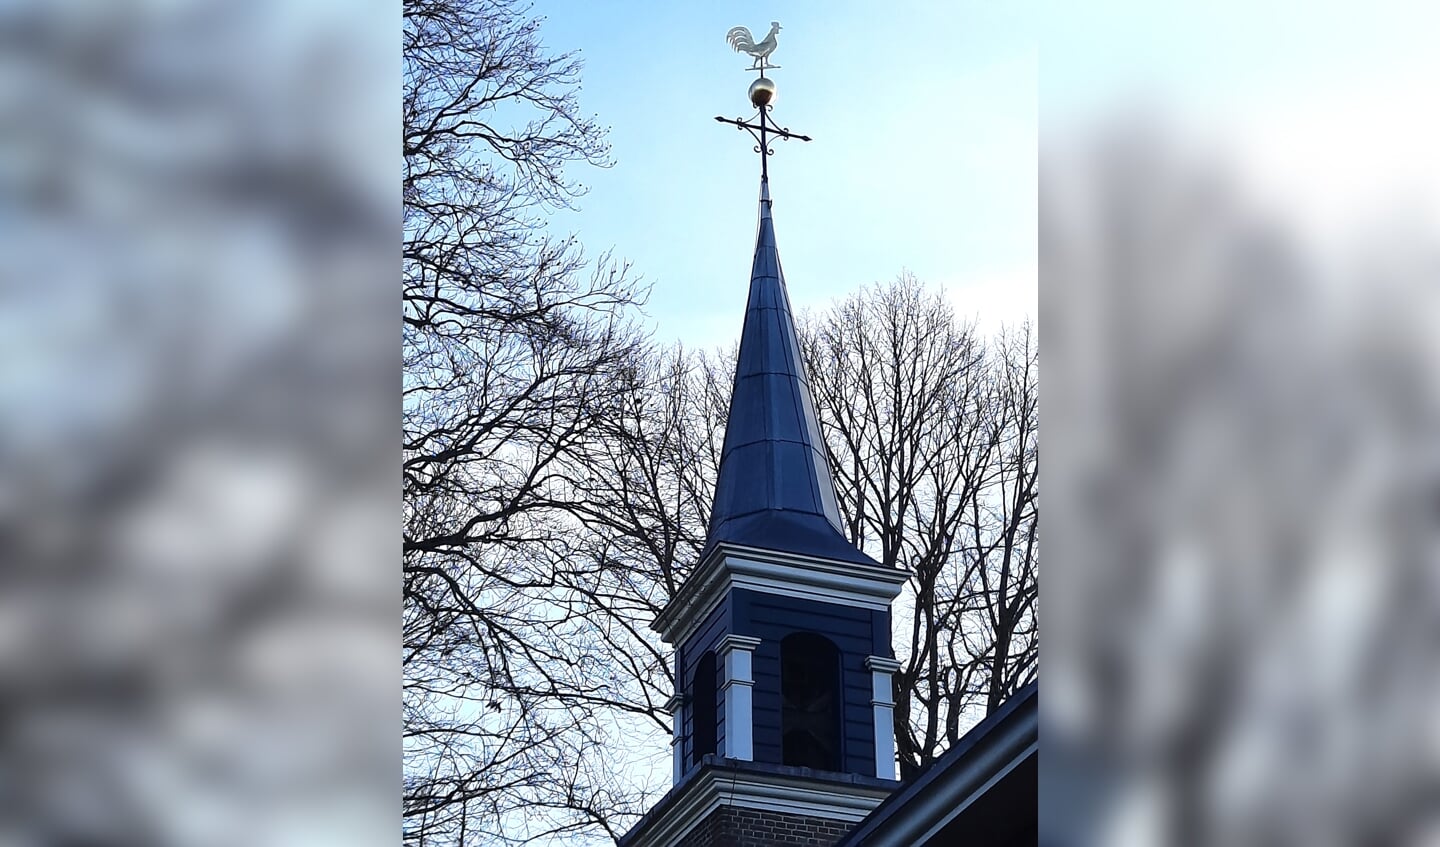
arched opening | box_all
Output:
[690,651,717,766]
[781,632,841,770]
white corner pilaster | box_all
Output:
[664,692,684,785]
[717,635,762,761]
[865,656,902,780]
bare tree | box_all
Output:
[566,345,722,607]
[402,0,657,843]
[801,275,1038,779]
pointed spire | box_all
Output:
[701,182,878,567]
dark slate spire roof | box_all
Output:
[701,181,879,567]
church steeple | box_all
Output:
[621,26,909,847]
[702,181,878,567]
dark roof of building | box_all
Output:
[835,682,1039,847]
[700,180,878,568]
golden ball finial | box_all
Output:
[749,77,776,108]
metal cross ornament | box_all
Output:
[716,21,811,182]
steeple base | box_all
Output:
[619,757,895,847]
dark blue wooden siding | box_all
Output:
[733,588,893,775]
[678,596,732,771]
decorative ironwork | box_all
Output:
[716,21,811,182]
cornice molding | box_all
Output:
[621,762,895,847]
[653,544,911,646]
[715,634,762,654]
[864,656,903,674]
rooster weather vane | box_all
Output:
[726,21,782,71]
[716,21,811,182]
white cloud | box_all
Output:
[937,262,1038,336]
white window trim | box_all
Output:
[664,692,684,786]
[865,656,902,780]
[717,635,761,761]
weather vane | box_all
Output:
[716,21,811,183]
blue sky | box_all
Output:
[521,0,1440,350]
[530,1,1037,348]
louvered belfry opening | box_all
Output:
[691,651,717,766]
[780,632,842,771]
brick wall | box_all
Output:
[682,807,856,847]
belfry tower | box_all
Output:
[620,24,909,847]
